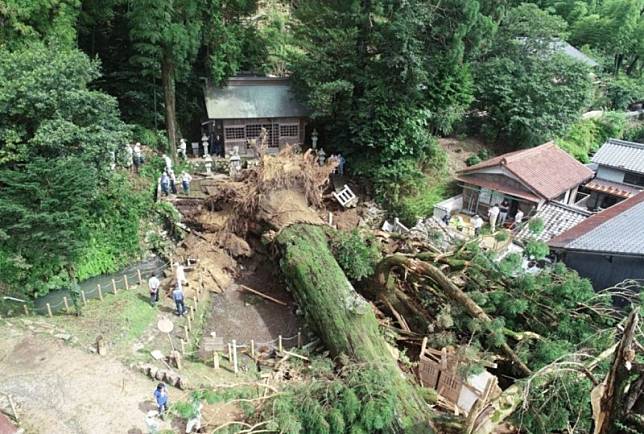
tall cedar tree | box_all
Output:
[291,0,485,203]
[128,0,202,156]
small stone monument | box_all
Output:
[318,147,326,166]
[201,133,209,156]
[311,129,319,150]
[203,154,213,175]
[229,146,242,178]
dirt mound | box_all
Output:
[175,234,237,293]
[216,232,252,258]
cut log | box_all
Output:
[275,224,434,433]
[239,284,287,306]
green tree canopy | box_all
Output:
[291,0,485,203]
[474,4,593,147]
[0,43,130,295]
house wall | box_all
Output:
[221,117,305,156]
[596,166,625,183]
[561,251,644,290]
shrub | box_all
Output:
[604,75,644,110]
[331,230,381,282]
[524,240,549,260]
[132,125,168,151]
[392,181,452,227]
[465,154,481,166]
[528,217,545,235]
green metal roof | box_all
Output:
[204,77,309,120]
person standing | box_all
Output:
[168,170,177,194]
[181,171,192,194]
[178,139,188,160]
[471,214,483,236]
[185,400,203,433]
[175,262,187,287]
[133,143,143,170]
[172,283,186,316]
[154,383,169,419]
[488,204,500,232]
[125,144,134,171]
[337,154,346,175]
[512,209,525,230]
[148,275,160,305]
[163,154,173,173]
[213,135,223,156]
[160,172,170,196]
[499,199,510,227]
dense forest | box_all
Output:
[0,1,643,433]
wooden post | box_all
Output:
[97,284,103,301]
[278,335,283,353]
[112,278,117,293]
[251,339,255,358]
[184,325,190,341]
[46,303,52,317]
[63,296,69,313]
[232,339,238,374]
[187,315,192,332]
[124,275,129,290]
[213,351,220,369]
[228,343,232,361]
[298,329,302,348]
[81,290,87,305]
[7,395,18,422]
[137,269,143,285]
[189,305,195,321]
[23,304,29,316]
[180,339,186,355]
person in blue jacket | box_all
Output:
[154,383,169,419]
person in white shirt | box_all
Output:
[148,275,160,305]
[163,154,172,173]
[471,214,483,236]
[181,171,192,193]
[175,263,186,287]
[178,139,187,160]
[512,209,524,229]
[488,204,500,232]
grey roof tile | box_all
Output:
[591,139,644,174]
[204,77,309,119]
[517,202,591,242]
[567,200,644,255]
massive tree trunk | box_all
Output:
[162,51,177,157]
[275,224,434,433]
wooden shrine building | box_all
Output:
[203,76,309,156]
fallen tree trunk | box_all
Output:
[275,224,434,433]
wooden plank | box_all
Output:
[239,284,287,306]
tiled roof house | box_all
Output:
[549,191,644,289]
[456,142,594,221]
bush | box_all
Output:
[604,75,644,110]
[392,181,452,227]
[331,230,381,282]
[557,112,626,162]
[132,125,168,151]
[465,154,481,166]
[624,122,644,143]
[528,217,545,235]
[524,240,549,260]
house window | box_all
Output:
[246,124,262,138]
[479,188,504,205]
[623,171,644,187]
[279,124,299,137]
[224,127,245,140]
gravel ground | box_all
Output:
[0,326,173,434]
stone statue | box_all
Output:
[201,134,209,156]
[229,146,241,178]
[203,154,213,175]
[311,129,319,150]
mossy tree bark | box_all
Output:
[275,224,434,433]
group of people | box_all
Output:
[443,198,525,236]
[486,200,524,232]
[159,155,192,196]
[147,263,188,316]
[124,142,144,172]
